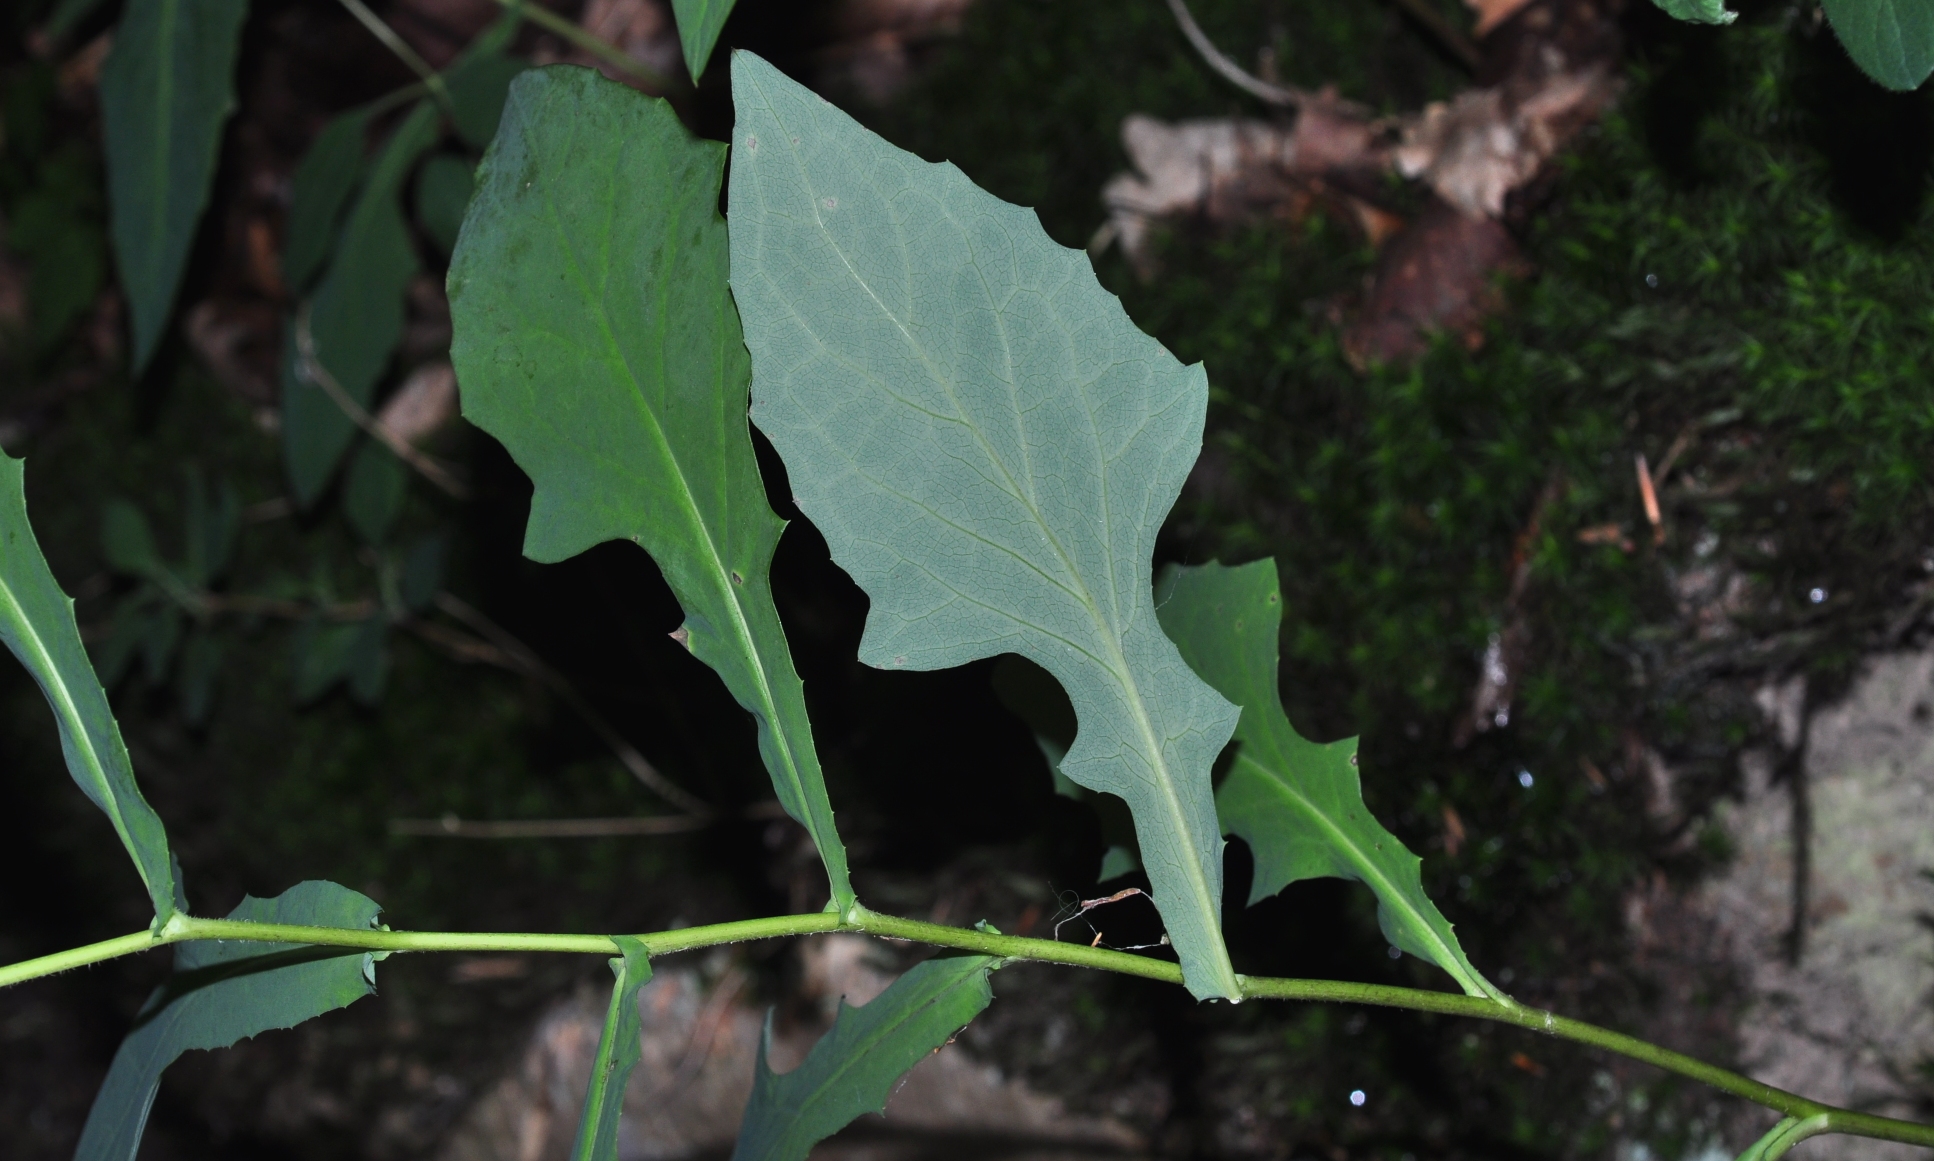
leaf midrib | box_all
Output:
[0,573,148,900]
[1231,743,1494,1001]
[748,73,1230,990]
[522,102,832,889]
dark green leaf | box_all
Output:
[446,45,530,150]
[291,619,361,704]
[448,66,854,911]
[733,955,997,1161]
[101,499,164,580]
[74,880,383,1161]
[283,109,372,294]
[8,150,106,353]
[1824,0,1934,90]
[671,0,736,82]
[729,52,1239,998]
[1155,559,1505,1002]
[141,603,181,685]
[43,0,115,41]
[1646,0,1737,24]
[0,454,177,921]
[568,936,652,1161]
[183,471,240,585]
[97,595,153,688]
[399,535,444,613]
[414,154,474,257]
[344,437,407,546]
[282,101,438,507]
[99,0,249,371]
[177,632,222,726]
[346,615,388,705]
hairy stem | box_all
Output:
[6,908,1933,1151]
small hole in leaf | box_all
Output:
[731,571,744,585]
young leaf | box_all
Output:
[732,954,998,1161]
[448,66,855,912]
[284,108,373,294]
[671,0,737,82]
[1824,0,1934,91]
[344,437,407,546]
[74,880,384,1161]
[1154,559,1507,1004]
[568,936,652,1161]
[728,52,1242,999]
[0,454,177,922]
[414,154,475,257]
[1646,0,1737,24]
[98,0,250,372]
[282,101,439,507]
[101,499,165,581]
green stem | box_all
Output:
[7,908,1934,1152]
[487,0,677,90]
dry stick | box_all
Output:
[390,801,788,838]
[431,590,713,818]
[334,0,457,119]
[1635,452,1664,545]
[1165,0,1306,107]
[293,308,470,500]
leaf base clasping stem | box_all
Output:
[6,909,1932,1154]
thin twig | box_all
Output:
[1384,0,1481,73]
[335,0,457,118]
[390,814,706,837]
[389,801,787,838]
[432,591,712,817]
[293,307,471,500]
[1635,453,1663,545]
[1165,0,1307,107]
[487,0,676,90]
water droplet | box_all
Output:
[1644,273,1659,288]
[1517,770,1534,789]
[1387,945,1402,959]
[1349,1090,1367,1107]
[1809,587,1827,604]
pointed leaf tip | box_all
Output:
[0,455,176,922]
[671,0,738,82]
[75,881,382,1161]
[732,954,997,1161]
[727,50,1240,1000]
[1155,558,1506,1003]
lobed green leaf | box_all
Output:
[727,51,1241,999]
[732,954,998,1161]
[1155,559,1507,1004]
[568,936,652,1161]
[74,881,383,1161]
[99,0,250,372]
[0,454,177,922]
[447,66,854,908]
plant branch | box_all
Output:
[1165,0,1306,107]
[486,0,676,90]
[8,908,1934,1151]
[293,307,471,499]
[335,0,458,119]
